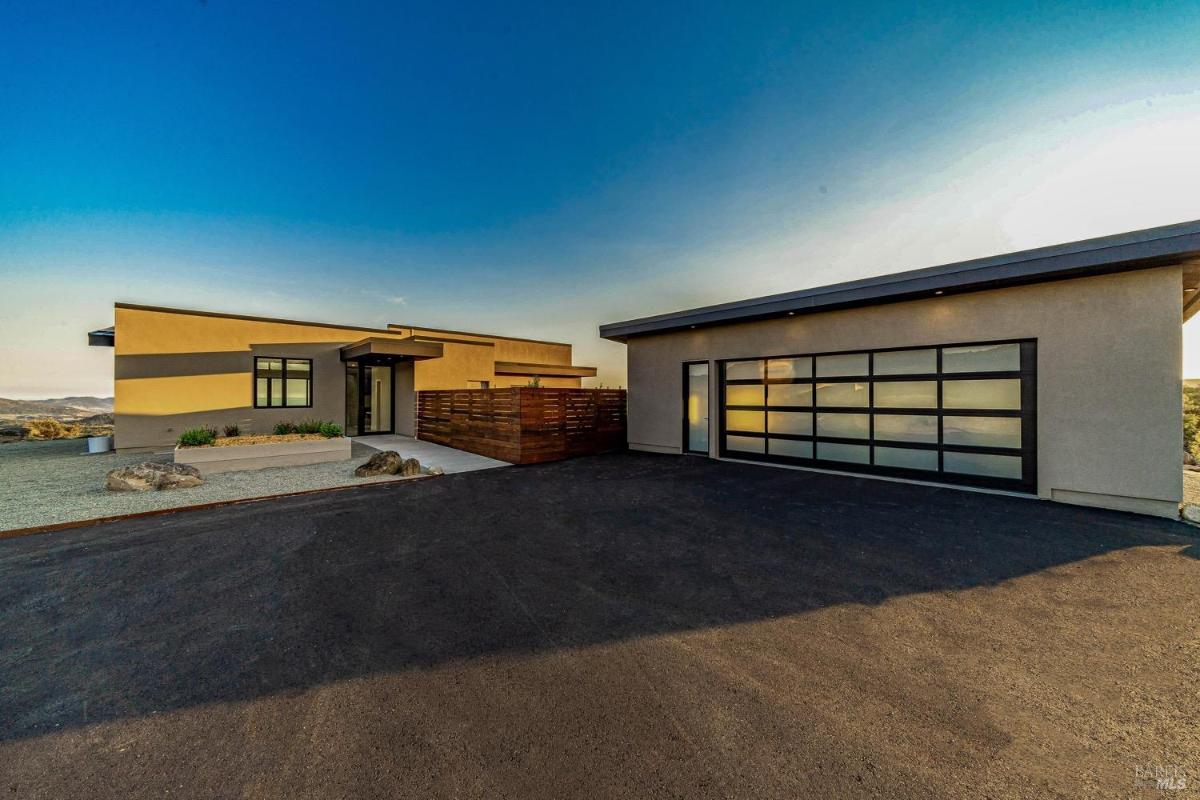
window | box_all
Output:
[254,357,312,408]
[719,339,1035,491]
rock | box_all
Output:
[400,458,422,477]
[106,462,203,492]
[423,465,445,476]
[355,450,403,477]
[1182,504,1200,525]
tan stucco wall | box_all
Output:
[113,308,421,448]
[412,341,497,390]
[392,326,573,366]
[623,267,1183,517]
[112,307,586,448]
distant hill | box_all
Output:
[0,396,113,420]
[1187,379,1200,389]
[40,396,113,412]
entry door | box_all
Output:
[683,362,710,454]
[345,362,394,435]
[362,364,393,434]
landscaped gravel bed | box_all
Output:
[0,438,414,532]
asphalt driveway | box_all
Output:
[1,452,1197,799]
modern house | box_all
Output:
[601,220,1200,518]
[89,303,597,449]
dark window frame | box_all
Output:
[717,338,1037,492]
[253,356,314,409]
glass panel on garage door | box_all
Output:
[719,340,1036,491]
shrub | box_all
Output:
[318,422,343,438]
[273,421,298,435]
[1185,388,1200,462]
[223,424,241,438]
[178,426,217,447]
[25,417,82,440]
[296,419,324,434]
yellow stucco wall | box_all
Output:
[412,341,497,390]
[115,374,249,416]
[111,306,588,447]
[115,306,403,357]
[390,326,574,366]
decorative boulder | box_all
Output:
[106,462,204,492]
[424,465,445,476]
[400,458,422,477]
[355,450,403,477]
[1182,504,1200,525]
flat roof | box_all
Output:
[339,337,445,362]
[599,219,1200,342]
[107,303,571,345]
[494,361,598,378]
[114,303,406,336]
[388,323,571,348]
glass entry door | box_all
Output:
[363,364,393,433]
[684,361,710,454]
[345,362,394,435]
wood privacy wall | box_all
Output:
[417,388,627,464]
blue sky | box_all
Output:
[3,0,1200,396]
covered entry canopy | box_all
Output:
[339,336,444,362]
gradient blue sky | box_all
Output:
[3,0,1200,397]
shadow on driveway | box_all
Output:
[0,451,1193,745]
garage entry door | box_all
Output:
[719,339,1036,492]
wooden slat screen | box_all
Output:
[417,388,627,464]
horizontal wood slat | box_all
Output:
[417,388,627,464]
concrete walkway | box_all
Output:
[352,434,510,474]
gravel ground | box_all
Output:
[0,438,414,532]
[1183,468,1200,506]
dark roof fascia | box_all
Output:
[388,324,571,348]
[339,337,445,362]
[599,220,1200,342]
[88,327,115,347]
[493,361,599,378]
[114,303,405,336]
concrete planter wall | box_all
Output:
[175,436,351,474]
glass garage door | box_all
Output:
[719,340,1036,492]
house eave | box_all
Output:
[599,219,1200,342]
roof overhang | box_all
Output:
[493,361,598,378]
[600,219,1200,342]
[88,326,115,347]
[340,337,443,362]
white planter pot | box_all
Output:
[175,437,352,474]
[87,435,114,454]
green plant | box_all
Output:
[273,421,298,435]
[527,376,541,388]
[318,422,343,438]
[178,426,217,447]
[296,419,324,434]
[223,424,240,438]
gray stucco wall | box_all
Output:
[114,342,351,449]
[624,266,1183,517]
[395,361,416,437]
